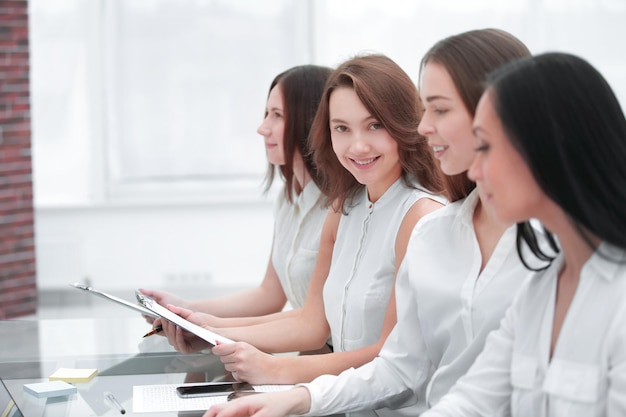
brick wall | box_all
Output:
[0,0,36,319]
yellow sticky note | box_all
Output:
[49,368,98,383]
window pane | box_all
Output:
[106,0,313,184]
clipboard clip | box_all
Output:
[135,291,154,309]
[72,282,92,291]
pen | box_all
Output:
[104,391,126,415]
[142,325,163,338]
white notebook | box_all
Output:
[133,383,293,413]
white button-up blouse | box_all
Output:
[305,189,535,417]
[423,243,626,417]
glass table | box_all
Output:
[0,317,228,416]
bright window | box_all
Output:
[30,0,626,207]
[30,0,314,206]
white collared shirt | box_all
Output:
[272,181,327,309]
[424,243,626,417]
[304,189,534,417]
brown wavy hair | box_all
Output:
[420,28,531,202]
[309,54,444,212]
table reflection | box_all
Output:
[0,317,227,416]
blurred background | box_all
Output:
[2,0,626,317]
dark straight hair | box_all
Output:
[487,52,626,266]
[264,65,333,202]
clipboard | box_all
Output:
[71,283,159,318]
[135,291,233,346]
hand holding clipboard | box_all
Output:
[135,291,233,346]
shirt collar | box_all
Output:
[293,181,323,213]
[583,242,626,283]
[363,177,404,208]
[456,188,480,227]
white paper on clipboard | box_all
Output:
[135,291,233,346]
[71,283,160,318]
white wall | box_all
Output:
[35,200,274,291]
[30,0,626,293]
[29,0,298,292]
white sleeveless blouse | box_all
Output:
[323,178,442,352]
[272,181,328,310]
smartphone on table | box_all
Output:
[227,391,264,401]
[176,382,254,398]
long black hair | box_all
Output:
[487,52,626,267]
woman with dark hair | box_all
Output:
[160,54,446,385]
[141,65,332,324]
[201,28,537,417]
[422,52,626,416]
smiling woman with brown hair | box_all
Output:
[200,28,537,417]
[159,53,446,390]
